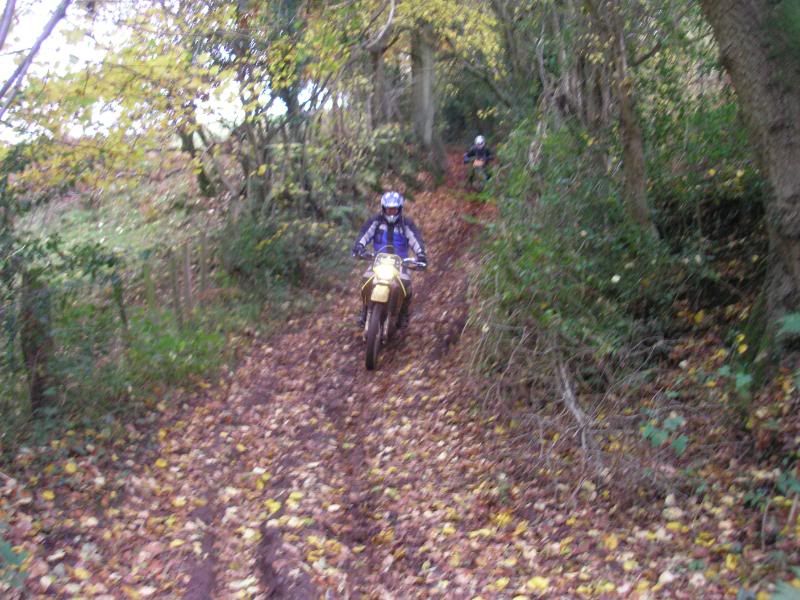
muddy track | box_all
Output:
[8,155,526,599]
[7,154,764,599]
[184,161,488,597]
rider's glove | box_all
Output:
[416,253,427,269]
[463,154,470,164]
[351,242,365,257]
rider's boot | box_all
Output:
[357,304,367,327]
[397,299,410,329]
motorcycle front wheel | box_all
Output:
[365,303,384,370]
[471,168,487,191]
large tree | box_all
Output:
[700,0,800,355]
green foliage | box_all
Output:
[777,313,800,338]
[220,216,348,294]
[471,118,682,388]
[649,100,766,250]
[0,527,26,588]
[641,413,689,456]
[771,581,800,600]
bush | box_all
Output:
[471,119,680,386]
[219,216,349,295]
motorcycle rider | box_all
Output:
[351,191,427,328]
[463,134,494,184]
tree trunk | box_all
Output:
[411,24,435,147]
[371,48,389,128]
[585,0,656,235]
[411,23,446,174]
[178,127,217,198]
[700,0,800,355]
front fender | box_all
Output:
[370,284,390,303]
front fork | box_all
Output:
[363,302,387,342]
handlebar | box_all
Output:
[353,252,426,270]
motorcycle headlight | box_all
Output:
[374,263,397,281]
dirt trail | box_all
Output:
[4,155,755,599]
[5,155,515,599]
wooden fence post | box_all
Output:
[169,249,183,329]
[199,230,208,302]
[183,241,193,315]
[143,258,157,316]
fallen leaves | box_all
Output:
[2,179,797,599]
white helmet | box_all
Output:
[380,191,404,224]
[475,135,485,148]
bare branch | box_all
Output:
[363,0,395,52]
[0,0,16,51]
[0,0,73,121]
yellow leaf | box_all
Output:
[737,343,748,355]
[42,490,55,501]
[492,510,513,528]
[494,577,510,591]
[73,566,91,580]
[635,580,651,592]
[172,496,187,508]
[264,499,281,515]
[694,310,705,324]
[442,523,456,536]
[289,491,304,502]
[257,164,267,176]
[603,533,619,551]
[707,168,717,177]
[64,461,78,474]
[527,576,550,592]
[169,539,185,548]
[154,458,168,469]
[468,527,493,538]
[725,553,739,571]
[514,520,529,535]
[235,443,246,453]
[623,559,638,571]
[502,556,518,567]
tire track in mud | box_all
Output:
[189,167,490,597]
[9,157,491,600]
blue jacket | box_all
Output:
[354,214,426,259]
[464,144,493,162]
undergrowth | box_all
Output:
[468,104,772,496]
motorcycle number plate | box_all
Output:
[371,285,390,303]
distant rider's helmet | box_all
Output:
[380,191,404,224]
[475,135,486,148]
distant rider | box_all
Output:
[463,134,494,184]
[351,191,427,328]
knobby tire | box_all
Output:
[365,303,383,370]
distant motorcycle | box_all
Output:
[357,248,425,370]
[469,158,489,191]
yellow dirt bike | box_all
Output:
[358,249,425,370]
[468,158,489,191]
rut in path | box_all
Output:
[185,164,494,598]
